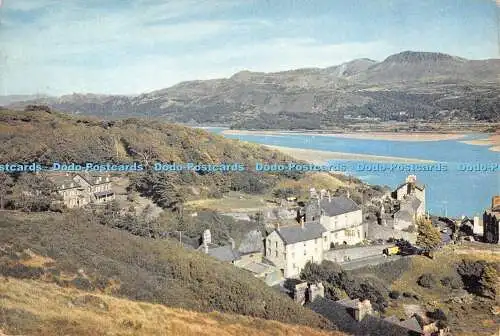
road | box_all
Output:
[339,254,404,270]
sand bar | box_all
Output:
[265,145,435,164]
[460,134,500,152]
[222,129,468,142]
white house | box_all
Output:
[265,219,328,278]
[265,188,365,278]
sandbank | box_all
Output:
[222,129,467,142]
[265,145,435,164]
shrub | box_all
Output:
[417,273,437,289]
[427,308,447,321]
[440,275,463,290]
[389,290,401,299]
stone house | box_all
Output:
[265,188,365,278]
[299,188,365,246]
[391,175,426,217]
[483,196,500,244]
[50,173,114,208]
[265,219,328,278]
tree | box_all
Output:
[479,264,497,299]
[416,217,441,249]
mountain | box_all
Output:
[9,51,500,128]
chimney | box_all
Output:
[276,222,281,231]
[204,243,209,254]
[300,216,305,229]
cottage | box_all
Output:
[391,175,426,217]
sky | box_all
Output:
[0,0,498,95]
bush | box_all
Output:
[440,275,463,290]
[427,308,447,321]
[417,273,437,289]
[389,290,401,299]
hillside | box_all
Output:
[0,211,333,330]
[7,51,500,128]
[0,278,346,336]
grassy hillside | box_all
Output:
[0,211,333,330]
[0,278,348,336]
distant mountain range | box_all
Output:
[6,51,500,129]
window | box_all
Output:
[275,241,278,248]
[267,248,271,256]
[323,236,327,242]
[315,238,318,244]
[335,233,338,239]
[275,250,278,257]
[304,249,307,256]
[293,263,296,269]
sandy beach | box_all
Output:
[460,134,500,152]
[222,129,468,142]
[265,145,435,164]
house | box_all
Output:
[391,175,426,217]
[265,219,328,278]
[265,187,365,278]
[483,196,500,244]
[49,173,114,208]
[299,188,365,246]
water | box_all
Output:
[212,129,499,218]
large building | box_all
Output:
[265,188,365,278]
[483,196,500,244]
[50,173,114,208]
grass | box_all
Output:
[185,191,272,212]
[386,245,500,336]
[0,277,348,336]
[0,211,332,330]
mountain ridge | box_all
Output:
[6,50,500,128]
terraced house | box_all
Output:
[265,188,365,278]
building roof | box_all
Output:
[206,245,240,262]
[275,222,326,245]
[397,316,423,333]
[49,175,81,189]
[394,209,413,221]
[395,181,425,192]
[319,196,360,217]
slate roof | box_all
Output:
[206,245,240,262]
[319,196,360,217]
[395,182,425,192]
[275,222,326,244]
[49,175,80,189]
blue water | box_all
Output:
[213,129,499,218]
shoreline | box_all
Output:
[459,134,500,152]
[265,145,435,164]
[222,129,468,142]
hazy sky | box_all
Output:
[1,0,498,95]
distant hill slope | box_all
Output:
[7,51,500,128]
[0,277,346,336]
[0,211,334,331]
[0,108,313,207]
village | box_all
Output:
[45,171,499,336]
